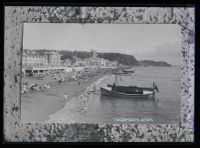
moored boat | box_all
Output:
[113,69,136,76]
[115,72,132,76]
[100,83,159,99]
[102,62,158,99]
[122,69,136,74]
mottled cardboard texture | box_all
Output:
[4,7,194,142]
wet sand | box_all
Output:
[21,72,106,123]
[45,75,113,123]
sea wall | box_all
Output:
[4,6,194,142]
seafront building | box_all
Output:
[22,50,48,67]
[22,50,65,76]
[22,49,118,76]
[47,51,61,66]
[73,50,118,68]
[61,59,72,66]
[23,50,61,67]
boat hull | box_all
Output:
[100,87,155,99]
[116,73,132,76]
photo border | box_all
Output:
[3,5,195,142]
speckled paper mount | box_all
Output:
[4,7,195,142]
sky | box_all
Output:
[23,23,182,65]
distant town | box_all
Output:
[22,49,172,76]
[22,49,119,76]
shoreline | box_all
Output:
[21,70,111,123]
[45,74,112,123]
[21,66,180,124]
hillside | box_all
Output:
[25,49,172,67]
[59,50,139,66]
[97,52,139,66]
[139,60,172,67]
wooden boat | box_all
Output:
[112,68,136,76]
[113,70,135,76]
[122,70,136,74]
[101,62,158,99]
[101,83,159,99]
[100,85,156,99]
[115,72,132,76]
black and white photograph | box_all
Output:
[4,6,195,142]
[21,23,181,124]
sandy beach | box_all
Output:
[45,74,114,123]
[21,69,111,123]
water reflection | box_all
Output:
[100,95,156,102]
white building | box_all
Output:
[22,50,63,76]
[72,66,84,72]
[60,59,72,66]
[47,51,61,66]
[74,59,89,67]
[22,50,48,67]
[22,50,61,67]
[99,58,110,67]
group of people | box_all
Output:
[63,68,114,113]
[63,81,97,114]
[21,82,50,94]
[79,92,90,114]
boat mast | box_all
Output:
[114,61,119,86]
[115,74,118,86]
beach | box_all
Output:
[45,74,113,123]
[21,69,112,123]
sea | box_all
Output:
[47,66,181,124]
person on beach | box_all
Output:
[58,79,62,84]
[79,95,84,110]
[85,86,89,94]
[112,82,116,91]
[80,94,86,104]
[64,93,68,100]
[93,83,96,92]
[79,94,88,112]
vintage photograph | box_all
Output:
[21,23,181,124]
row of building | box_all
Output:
[71,50,117,68]
[22,50,61,67]
[22,50,118,75]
